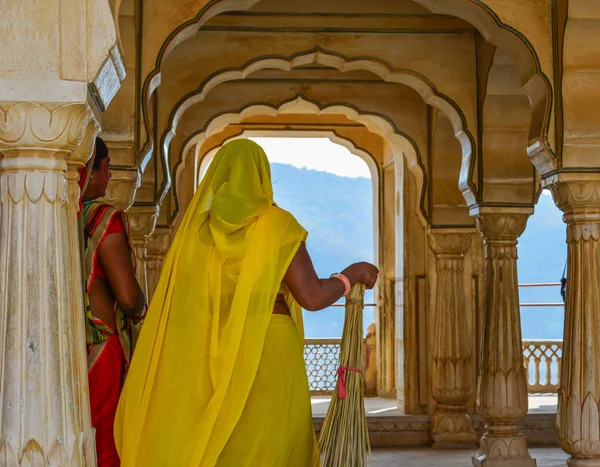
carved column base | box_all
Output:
[473,430,536,467]
[431,404,477,448]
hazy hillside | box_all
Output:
[271,163,567,339]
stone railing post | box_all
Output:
[429,230,477,447]
[472,210,536,467]
[0,102,98,465]
[550,178,600,466]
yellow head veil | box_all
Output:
[114,139,307,466]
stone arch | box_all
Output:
[411,0,554,175]
[138,0,554,179]
[159,47,475,207]
[481,49,536,206]
[169,96,426,229]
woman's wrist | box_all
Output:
[330,273,351,296]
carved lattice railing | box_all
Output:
[304,320,377,395]
[522,339,562,394]
[304,339,342,394]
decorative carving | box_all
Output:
[429,230,476,447]
[473,212,536,467]
[101,168,140,210]
[475,214,529,240]
[549,179,600,466]
[0,101,98,465]
[0,102,95,155]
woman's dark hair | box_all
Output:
[93,136,109,170]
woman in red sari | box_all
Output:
[79,137,146,466]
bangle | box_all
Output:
[331,273,351,296]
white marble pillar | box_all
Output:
[0,102,98,465]
[551,178,600,467]
[472,211,536,467]
[429,230,477,447]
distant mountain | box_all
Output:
[271,163,374,337]
[271,163,567,339]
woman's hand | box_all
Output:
[342,262,379,289]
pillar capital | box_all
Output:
[548,175,600,224]
[128,205,160,243]
[0,101,98,160]
[473,208,532,240]
[429,229,473,256]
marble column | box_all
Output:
[472,211,536,467]
[0,102,98,465]
[551,178,600,467]
[429,230,477,447]
[127,205,159,299]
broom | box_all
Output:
[318,282,373,467]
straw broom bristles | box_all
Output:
[318,282,372,467]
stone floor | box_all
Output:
[371,447,569,466]
[311,394,558,417]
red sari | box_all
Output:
[82,201,139,466]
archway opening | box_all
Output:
[518,189,566,412]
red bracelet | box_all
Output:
[331,273,351,296]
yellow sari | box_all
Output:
[114,140,319,466]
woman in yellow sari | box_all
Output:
[114,139,378,466]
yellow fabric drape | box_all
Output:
[114,140,310,466]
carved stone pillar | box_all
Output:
[550,178,600,466]
[472,211,536,467]
[429,230,477,447]
[127,205,159,299]
[0,102,98,465]
[146,227,172,301]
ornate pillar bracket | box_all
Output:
[429,229,477,447]
[548,176,600,467]
[471,209,536,467]
[0,101,98,466]
[127,205,160,299]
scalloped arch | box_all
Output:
[170,96,428,228]
[138,0,554,183]
[160,47,476,207]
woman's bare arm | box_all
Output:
[283,242,378,312]
[98,233,146,318]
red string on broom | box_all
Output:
[336,366,363,399]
